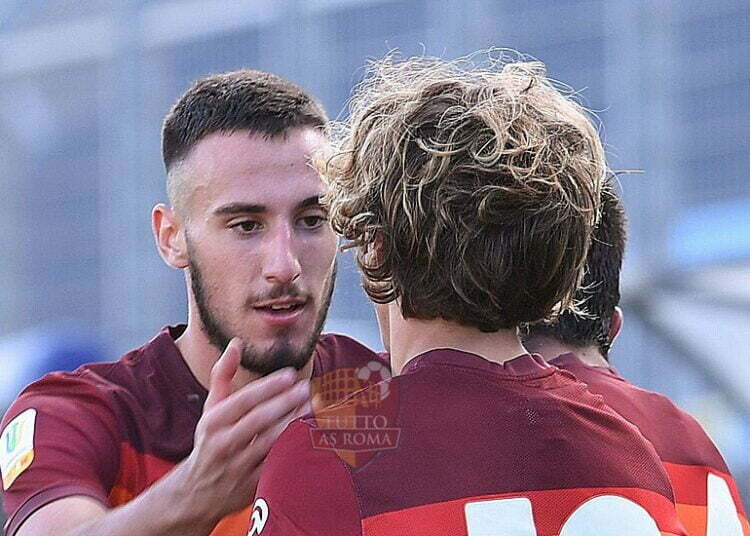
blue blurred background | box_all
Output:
[1,0,749,515]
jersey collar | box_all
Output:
[401,348,553,378]
[550,352,623,380]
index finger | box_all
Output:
[207,367,301,426]
[204,338,242,411]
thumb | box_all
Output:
[204,338,242,411]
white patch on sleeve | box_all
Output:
[0,408,37,490]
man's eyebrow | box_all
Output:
[213,202,266,216]
[297,196,324,210]
[212,196,322,216]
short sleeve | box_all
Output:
[1,374,121,536]
[251,419,362,536]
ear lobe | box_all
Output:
[152,203,189,269]
[608,306,624,346]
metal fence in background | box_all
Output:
[1,0,748,501]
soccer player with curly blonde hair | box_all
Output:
[249,53,687,536]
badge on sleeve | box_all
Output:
[0,408,37,490]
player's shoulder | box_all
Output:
[3,362,117,420]
[537,369,640,436]
[514,368,656,452]
[553,354,694,423]
[0,362,127,498]
[0,336,164,436]
[617,376,728,467]
[266,418,319,462]
[0,367,128,477]
[314,332,388,374]
[620,376,701,426]
[522,385,678,499]
[256,418,362,534]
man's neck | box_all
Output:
[523,335,609,367]
[387,303,528,375]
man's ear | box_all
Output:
[152,204,188,269]
[608,306,624,347]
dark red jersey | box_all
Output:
[0,325,386,536]
[252,349,687,536]
[551,352,749,535]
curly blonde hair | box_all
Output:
[320,52,606,331]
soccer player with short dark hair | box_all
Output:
[0,69,383,536]
[524,186,750,535]
[248,54,687,535]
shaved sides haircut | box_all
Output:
[162,69,328,209]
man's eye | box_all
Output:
[299,215,327,229]
[231,220,261,233]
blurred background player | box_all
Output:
[0,69,382,536]
[524,185,750,535]
[249,53,687,536]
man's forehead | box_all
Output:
[179,128,328,213]
[186,128,326,171]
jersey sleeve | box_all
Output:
[1,374,121,536]
[250,419,362,536]
[558,358,750,534]
[661,409,750,533]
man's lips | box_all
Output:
[253,297,306,309]
[252,298,307,327]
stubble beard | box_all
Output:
[186,241,336,376]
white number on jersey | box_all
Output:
[707,473,743,536]
[464,473,745,536]
[464,495,659,536]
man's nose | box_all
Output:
[261,224,302,285]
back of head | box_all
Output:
[322,52,606,331]
[162,69,328,209]
[526,184,627,355]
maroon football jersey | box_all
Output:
[0,325,386,536]
[251,349,687,536]
[551,352,749,536]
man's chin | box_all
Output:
[239,301,328,374]
[239,338,315,375]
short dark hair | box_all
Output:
[322,55,606,331]
[163,69,327,169]
[162,69,328,205]
[526,184,627,355]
